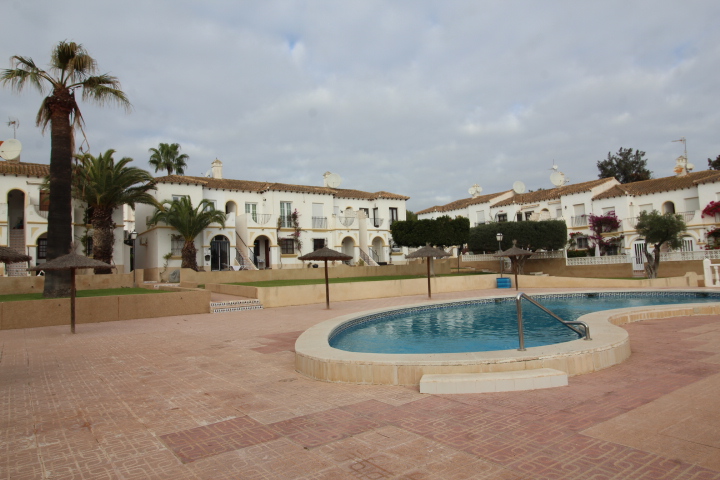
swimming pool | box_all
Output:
[294,290,720,385]
[329,291,720,354]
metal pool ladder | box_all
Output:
[515,292,592,351]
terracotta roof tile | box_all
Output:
[493,178,616,207]
[155,175,408,200]
[0,161,49,177]
[592,170,720,200]
[417,191,511,214]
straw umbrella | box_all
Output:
[27,252,115,333]
[405,246,451,298]
[494,240,534,291]
[0,246,32,264]
[298,247,352,309]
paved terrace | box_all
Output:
[1,287,719,479]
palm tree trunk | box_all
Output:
[91,206,114,274]
[43,89,75,297]
[181,240,198,271]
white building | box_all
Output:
[133,161,409,271]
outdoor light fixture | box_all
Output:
[496,232,504,277]
[124,230,138,246]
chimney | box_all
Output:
[673,155,694,177]
[211,158,223,179]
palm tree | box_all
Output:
[148,197,225,271]
[73,150,157,273]
[1,41,131,297]
[148,143,189,176]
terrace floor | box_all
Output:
[1,287,719,479]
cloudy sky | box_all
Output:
[2,1,719,211]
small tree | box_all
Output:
[635,210,686,278]
[148,142,189,176]
[708,155,720,170]
[587,212,622,255]
[597,147,652,184]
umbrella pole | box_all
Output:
[70,269,76,334]
[514,259,519,291]
[427,257,432,298]
[324,259,330,309]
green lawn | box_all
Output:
[228,271,492,288]
[0,287,169,303]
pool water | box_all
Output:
[329,292,720,354]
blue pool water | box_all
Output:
[329,292,720,354]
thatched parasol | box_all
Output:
[298,247,353,309]
[28,252,115,333]
[494,240,534,291]
[0,245,32,264]
[405,246,451,298]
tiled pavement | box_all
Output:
[1,288,719,479]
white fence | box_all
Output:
[466,250,720,267]
[566,255,632,266]
[462,251,564,262]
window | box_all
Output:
[312,203,326,228]
[524,211,533,221]
[172,194,189,202]
[204,200,217,212]
[280,238,295,254]
[359,208,369,218]
[85,237,93,257]
[39,191,50,211]
[556,208,563,218]
[602,207,615,215]
[171,235,183,256]
[684,197,700,212]
[497,213,507,222]
[280,202,292,228]
[37,238,47,259]
[639,204,653,213]
[576,236,589,249]
[476,211,485,225]
[389,207,399,224]
[245,203,257,222]
[313,238,325,251]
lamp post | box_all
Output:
[496,232,504,277]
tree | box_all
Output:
[635,210,686,279]
[148,143,189,176]
[708,155,720,170]
[73,150,157,273]
[405,210,418,222]
[597,147,652,184]
[390,216,469,248]
[1,41,130,297]
[148,197,226,271]
[468,220,567,253]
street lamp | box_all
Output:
[496,232,504,277]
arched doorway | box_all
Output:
[210,235,230,271]
[662,201,675,214]
[681,236,695,252]
[371,236,384,263]
[341,236,355,265]
[6,190,26,276]
[253,235,271,269]
[36,232,48,267]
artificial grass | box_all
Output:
[228,271,492,288]
[0,287,169,303]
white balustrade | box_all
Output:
[703,258,720,287]
[566,255,632,266]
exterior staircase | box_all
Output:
[235,233,258,270]
[7,229,28,276]
[358,248,379,266]
[210,299,263,313]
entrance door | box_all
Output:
[210,235,230,271]
[632,241,646,272]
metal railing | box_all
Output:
[252,213,272,226]
[338,215,355,227]
[312,217,327,229]
[515,293,591,351]
[571,215,588,227]
[371,218,384,228]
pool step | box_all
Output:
[210,299,263,313]
[419,368,568,395]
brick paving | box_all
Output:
[1,287,719,479]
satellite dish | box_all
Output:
[324,172,342,188]
[512,181,526,194]
[468,184,482,197]
[0,139,22,161]
[686,162,695,171]
[203,169,212,178]
[550,171,567,187]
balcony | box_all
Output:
[312,217,327,229]
[250,214,273,226]
[571,215,588,227]
[371,218,384,228]
[338,215,355,227]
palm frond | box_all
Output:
[1,56,53,93]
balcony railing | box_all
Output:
[338,215,355,227]
[32,204,49,219]
[251,213,273,226]
[312,217,327,229]
[279,215,292,228]
[571,215,588,227]
[371,218,384,228]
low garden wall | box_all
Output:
[181,259,452,285]
[0,289,210,330]
[0,272,136,295]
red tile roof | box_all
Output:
[416,191,512,215]
[0,161,49,178]
[592,170,720,200]
[493,178,616,207]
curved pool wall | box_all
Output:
[294,290,720,386]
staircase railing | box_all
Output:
[358,248,379,266]
[515,292,591,351]
[235,232,259,270]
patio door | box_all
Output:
[210,235,230,271]
[632,241,646,272]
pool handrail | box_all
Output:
[515,292,592,351]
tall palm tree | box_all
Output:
[1,41,131,296]
[148,197,225,271]
[73,150,157,273]
[148,143,189,176]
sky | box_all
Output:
[1,1,720,211]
